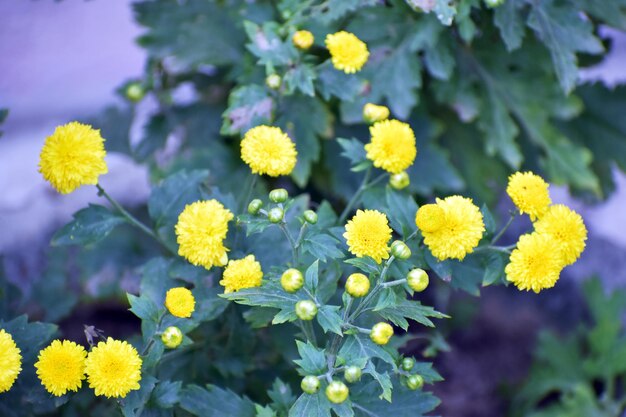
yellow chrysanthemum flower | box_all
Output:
[85,338,142,398]
[365,119,417,174]
[343,209,392,264]
[241,126,298,177]
[175,200,234,270]
[534,204,587,266]
[506,171,551,220]
[293,30,314,50]
[165,287,196,318]
[505,232,564,293]
[220,255,263,294]
[38,122,108,194]
[325,31,369,74]
[0,329,22,393]
[363,103,390,124]
[35,340,87,396]
[416,196,485,261]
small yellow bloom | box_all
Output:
[344,209,392,264]
[175,200,234,270]
[345,273,370,297]
[84,338,142,398]
[39,122,108,194]
[0,329,22,393]
[293,30,314,49]
[325,31,369,74]
[505,232,564,293]
[416,196,485,261]
[241,126,298,177]
[220,255,264,293]
[165,287,196,318]
[506,171,551,220]
[35,340,87,396]
[365,119,417,174]
[363,103,390,124]
[534,204,587,266]
[370,322,394,345]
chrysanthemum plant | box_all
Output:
[1,0,621,415]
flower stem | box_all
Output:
[338,167,372,225]
[239,174,258,214]
[491,211,516,245]
[300,320,318,347]
[279,223,298,266]
[349,256,395,322]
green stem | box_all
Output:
[300,320,318,346]
[294,223,308,260]
[239,174,258,214]
[491,212,516,245]
[279,223,298,265]
[140,310,166,357]
[349,256,395,321]
[338,167,372,225]
[382,279,406,288]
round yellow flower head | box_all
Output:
[0,329,22,393]
[165,287,196,318]
[363,103,390,124]
[35,340,87,396]
[293,30,314,50]
[343,209,392,264]
[534,204,587,266]
[506,171,551,220]
[365,119,417,174]
[175,200,234,270]
[241,125,298,177]
[370,322,394,345]
[85,338,142,398]
[345,273,370,297]
[505,232,564,293]
[325,31,369,74]
[417,196,485,261]
[39,122,108,194]
[220,255,263,294]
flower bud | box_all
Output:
[266,74,282,90]
[268,207,284,223]
[292,30,314,50]
[325,380,349,404]
[407,374,424,390]
[344,366,362,383]
[401,357,415,372]
[295,300,318,321]
[125,82,145,102]
[370,322,394,345]
[363,103,390,124]
[407,268,429,292]
[345,273,370,298]
[269,188,289,203]
[248,199,263,215]
[303,210,318,224]
[484,0,505,7]
[281,268,304,293]
[161,326,183,349]
[301,375,320,394]
[390,240,411,260]
[389,171,410,190]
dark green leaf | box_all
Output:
[301,234,344,262]
[179,385,256,417]
[317,305,343,335]
[294,340,327,375]
[51,204,126,246]
[222,85,274,136]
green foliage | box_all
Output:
[512,279,626,417]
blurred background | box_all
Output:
[1,2,626,416]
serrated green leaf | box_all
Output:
[288,391,332,417]
[305,260,319,292]
[344,257,380,275]
[337,138,368,166]
[301,234,344,262]
[478,91,522,169]
[316,61,363,101]
[244,21,295,66]
[317,305,343,335]
[51,204,126,246]
[153,380,182,408]
[127,293,160,322]
[339,334,396,366]
[294,340,327,375]
[494,0,525,51]
[377,299,447,331]
[364,362,393,402]
[284,64,316,97]
[179,385,256,417]
[352,382,440,417]
[385,188,418,238]
[222,85,274,136]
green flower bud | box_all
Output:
[266,74,282,90]
[407,268,429,292]
[303,210,318,224]
[407,374,424,390]
[344,366,362,383]
[345,273,370,298]
[161,326,183,349]
[401,357,415,372]
[301,376,320,394]
[370,322,394,345]
[268,207,284,223]
[390,240,411,260]
[281,268,304,293]
[125,82,145,102]
[325,380,349,404]
[248,199,263,215]
[295,300,318,321]
[269,188,289,203]
[389,171,410,190]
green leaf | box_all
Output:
[528,0,604,93]
[344,258,380,275]
[51,204,126,247]
[256,404,278,417]
[337,138,367,166]
[133,113,171,161]
[364,362,392,402]
[269,378,297,415]
[222,85,274,136]
[385,188,418,238]
[179,385,256,417]
[316,61,363,101]
[288,391,331,417]
[311,0,377,23]
[317,305,343,335]
[120,375,157,417]
[481,251,507,286]
[423,41,455,80]
[294,340,327,375]
[477,91,522,169]
[494,0,525,51]
[284,64,317,97]
[0,316,57,363]
[301,234,344,262]
[153,380,182,409]
[244,21,295,66]
[481,204,496,236]
[339,334,396,366]
[377,299,447,331]
[238,214,273,236]
[424,250,452,282]
[305,260,319,292]
[352,382,440,417]
[127,293,160,322]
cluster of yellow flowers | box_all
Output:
[505,172,587,293]
[0,329,142,399]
